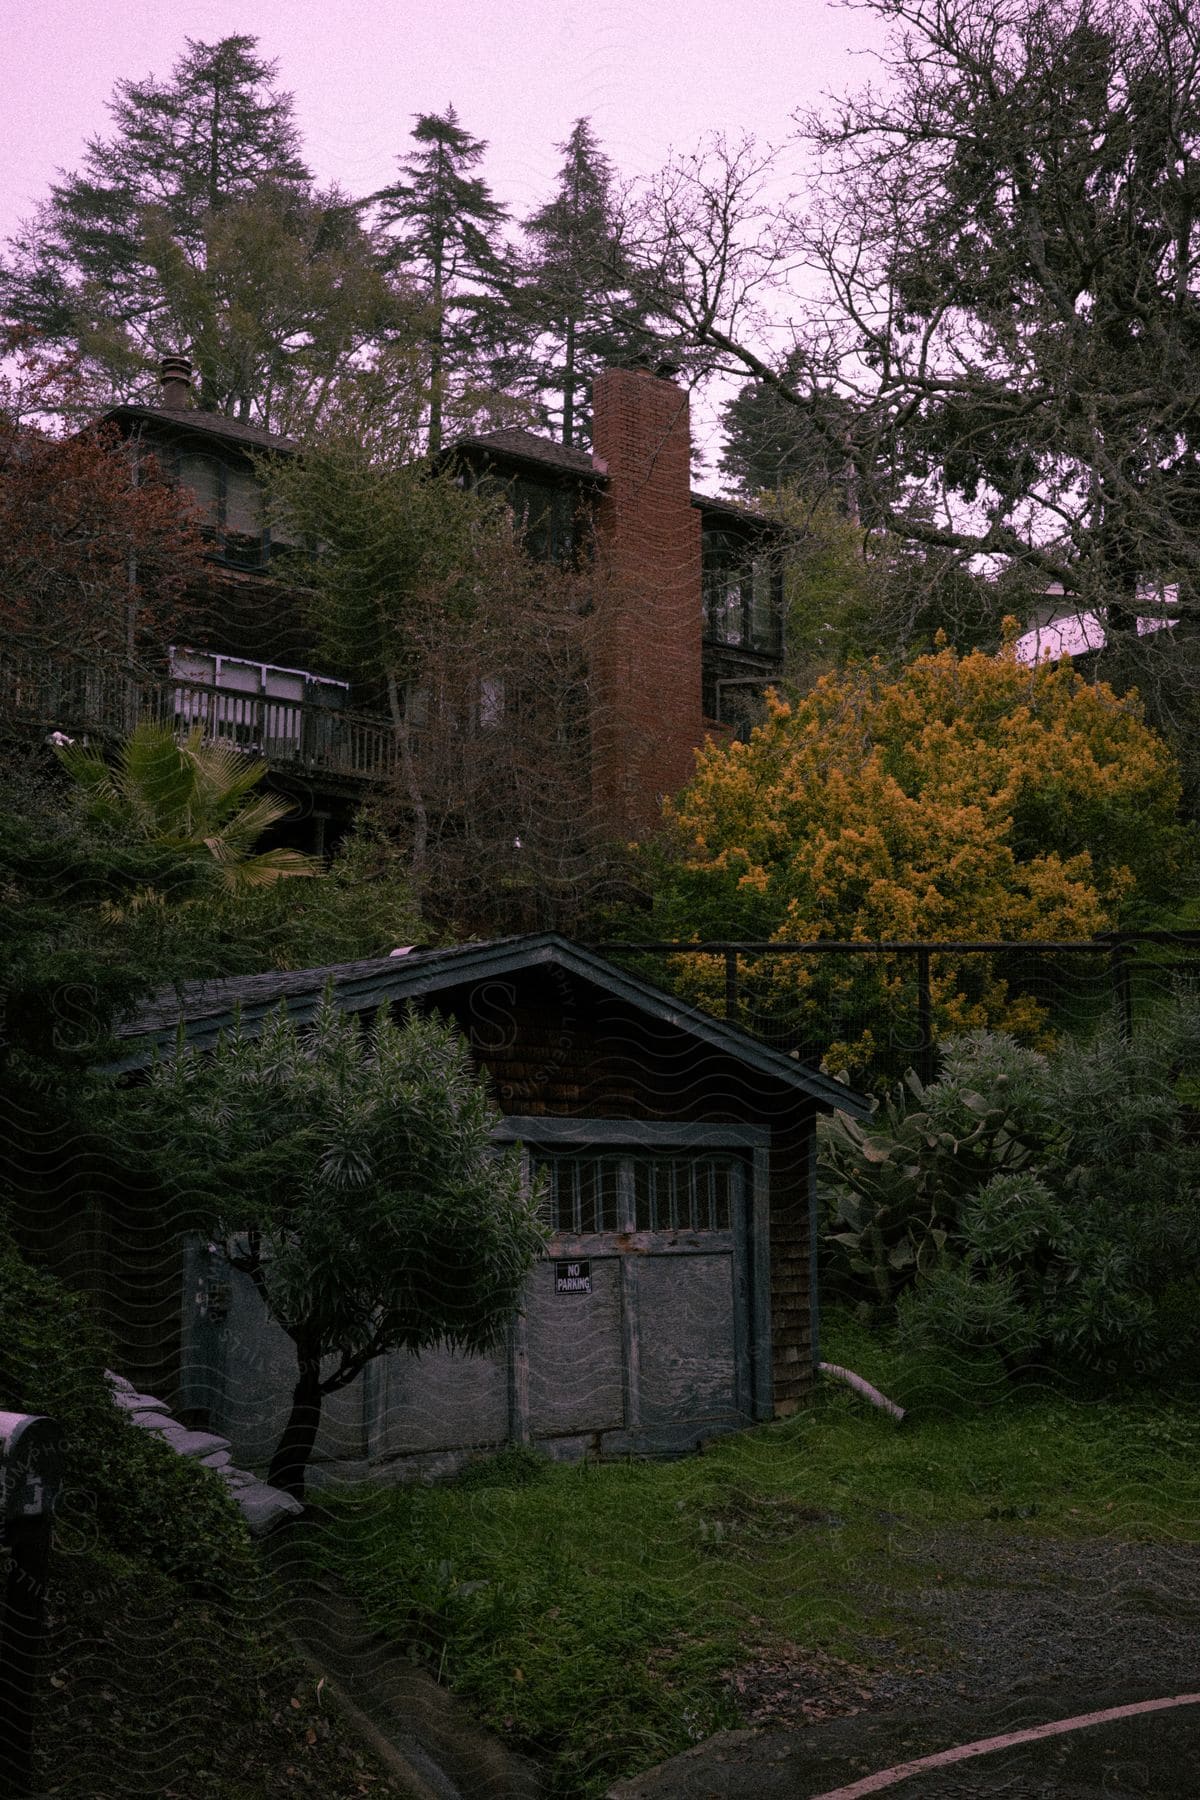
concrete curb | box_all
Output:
[280,1624,457,1800]
[259,1515,545,1800]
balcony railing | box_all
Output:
[0,651,397,787]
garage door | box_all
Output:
[517,1148,754,1453]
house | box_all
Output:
[111,934,869,1480]
[95,358,385,856]
[1014,581,1182,666]
[445,362,786,834]
[3,357,785,851]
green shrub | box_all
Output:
[822,1005,1200,1384]
[165,804,427,971]
[820,1032,1053,1317]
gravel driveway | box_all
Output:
[726,1517,1200,1726]
[872,1522,1199,1706]
[616,1517,1200,1798]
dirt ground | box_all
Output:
[611,1517,1200,1799]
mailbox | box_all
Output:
[0,1414,63,1522]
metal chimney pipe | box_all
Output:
[159,355,192,409]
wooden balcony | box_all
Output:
[0,651,397,788]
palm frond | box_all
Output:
[209,843,323,892]
[57,718,326,893]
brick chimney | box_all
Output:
[590,365,703,837]
[159,354,193,410]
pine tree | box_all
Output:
[374,108,512,452]
[0,36,394,426]
[520,119,648,447]
[720,361,859,502]
[3,39,305,356]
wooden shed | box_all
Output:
[115,935,870,1480]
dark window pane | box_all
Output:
[534,1155,620,1233]
[634,1156,736,1230]
[749,558,778,651]
[533,1152,738,1233]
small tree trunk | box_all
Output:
[268,1342,324,1500]
[386,671,428,896]
[562,314,576,447]
[428,260,445,454]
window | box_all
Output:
[403,683,430,728]
[749,558,777,649]
[532,1151,740,1235]
[633,1157,735,1232]
[510,478,579,564]
[177,451,221,521]
[707,575,746,646]
[223,467,260,537]
[478,678,504,729]
[702,534,782,654]
[534,1156,622,1233]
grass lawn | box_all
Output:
[306,1314,1200,1797]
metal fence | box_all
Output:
[591,935,1200,1086]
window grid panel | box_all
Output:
[632,1157,737,1232]
[537,1154,739,1235]
[536,1156,622,1234]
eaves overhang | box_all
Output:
[102,404,299,458]
[105,932,871,1117]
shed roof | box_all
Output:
[109,933,870,1116]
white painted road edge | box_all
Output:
[809,1692,1200,1800]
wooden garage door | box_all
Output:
[520,1151,752,1451]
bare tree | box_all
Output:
[377,542,630,935]
[268,435,628,929]
[630,1,1200,636]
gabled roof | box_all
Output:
[108,932,870,1116]
[449,428,783,536]
[449,428,600,480]
[103,403,299,457]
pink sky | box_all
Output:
[1,0,887,469]
[2,1,884,238]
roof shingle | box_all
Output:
[103,404,299,456]
[448,429,600,478]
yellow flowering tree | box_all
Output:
[647,639,1189,1079]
